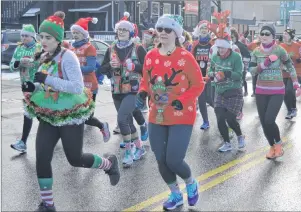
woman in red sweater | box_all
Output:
[136,14,204,210]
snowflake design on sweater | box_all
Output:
[178,59,186,66]
[155,59,160,64]
[181,51,187,55]
[181,75,186,80]
[146,58,152,66]
[181,88,186,92]
[164,61,171,67]
[188,106,193,112]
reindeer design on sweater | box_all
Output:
[147,67,183,123]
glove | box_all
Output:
[224,71,232,79]
[263,55,278,67]
[263,57,272,67]
[296,58,301,64]
[22,81,35,92]
[136,91,147,109]
[125,59,135,71]
[215,71,225,81]
[171,100,183,110]
[34,72,48,84]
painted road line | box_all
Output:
[123,138,288,212]
[150,142,293,212]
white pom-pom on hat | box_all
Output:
[179,36,185,44]
[124,12,130,18]
[92,17,98,24]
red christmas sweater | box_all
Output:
[139,47,204,125]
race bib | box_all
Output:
[200,61,205,68]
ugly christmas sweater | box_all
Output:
[249,44,299,95]
[139,47,204,125]
[208,50,243,95]
[280,42,301,77]
[71,39,98,94]
[10,42,42,83]
[191,37,212,76]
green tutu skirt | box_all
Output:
[24,88,95,126]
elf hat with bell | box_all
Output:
[115,12,135,33]
[71,17,98,38]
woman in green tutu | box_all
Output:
[21,11,120,211]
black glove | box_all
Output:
[14,61,20,69]
[224,71,232,79]
[296,58,301,64]
[171,100,183,110]
[22,81,35,92]
[34,72,48,83]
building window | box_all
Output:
[152,2,160,22]
[139,1,148,24]
[184,14,197,28]
[178,5,182,16]
[163,3,171,14]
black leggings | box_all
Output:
[36,120,95,178]
[242,71,248,93]
[85,93,104,129]
[21,115,33,143]
[283,78,296,111]
[252,74,258,94]
[214,107,242,142]
[255,94,284,146]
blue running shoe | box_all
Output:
[200,121,210,130]
[186,180,199,206]
[163,192,183,211]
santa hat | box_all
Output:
[192,20,209,37]
[71,17,98,38]
[115,12,135,33]
[215,32,232,49]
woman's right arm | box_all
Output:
[44,51,84,94]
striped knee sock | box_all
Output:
[168,181,181,193]
[38,178,54,206]
[91,155,112,171]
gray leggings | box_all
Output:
[113,94,137,136]
[149,123,193,184]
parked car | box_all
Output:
[65,39,109,65]
[1,29,22,65]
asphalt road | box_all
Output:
[2,78,301,211]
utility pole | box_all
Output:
[119,0,125,20]
[284,1,287,29]
[230,0,233,26]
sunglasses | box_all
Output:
[156,27,173,34]
[117,28,129,33]
[260,32,271,37]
